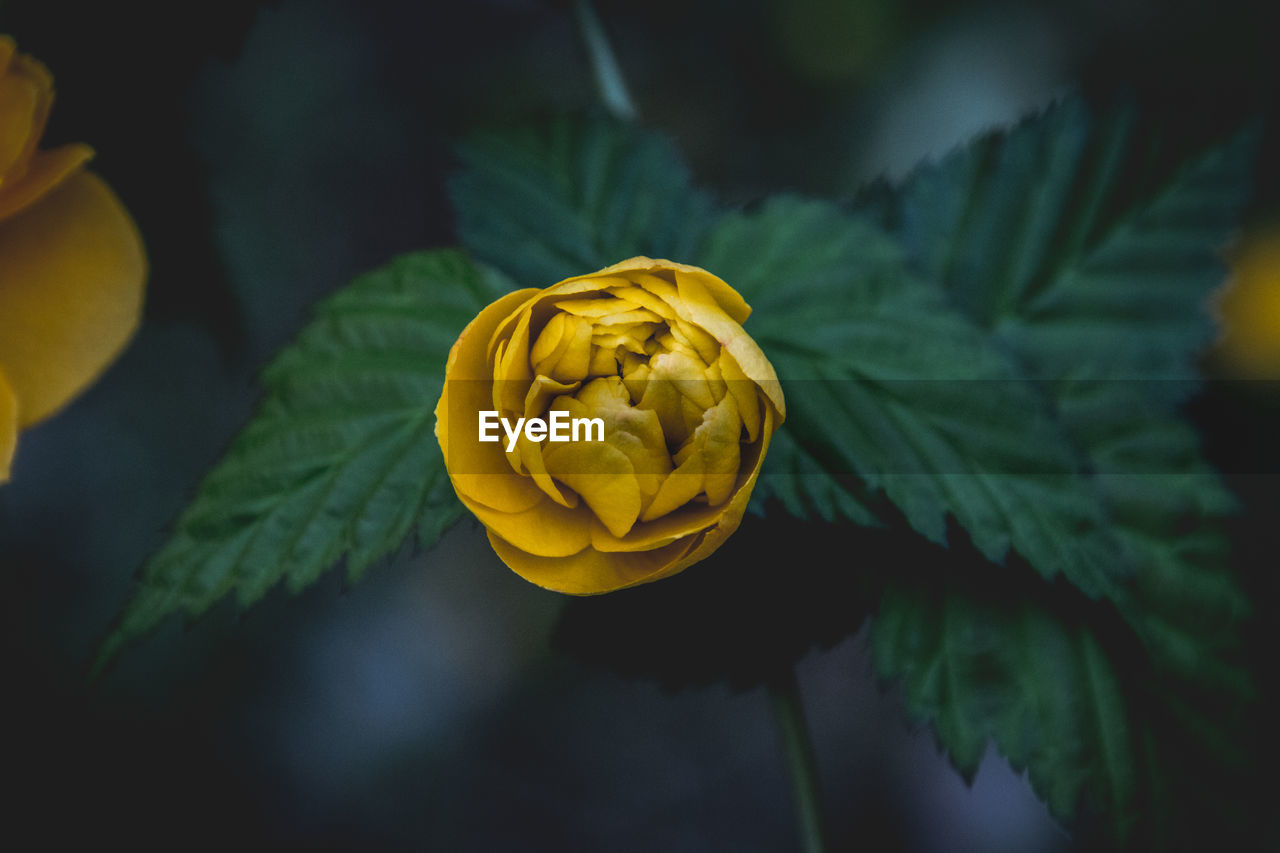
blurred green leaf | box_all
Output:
[98,250,510,669]
[449,114,716,288]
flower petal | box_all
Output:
[642,449,706,521]
[460,491,593,557]
[673,269,785,419]
[0,171,146,426]
[584,257,752,324]
[543,436,643,539]
[0,36,52,178]
[0,367,17,483]
[660,402,779,575]
[0,143,95,221]
[435,286,545,513]
[488,528,696,595]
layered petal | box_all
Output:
[437,256,784,594]
[0,171,146,426]
[435,286,542,512]
[489,528,697,595]
[0,35,53,182]
[0,367,16,483]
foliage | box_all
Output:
[104,96,1260,842]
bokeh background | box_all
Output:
[1,0,1277,849]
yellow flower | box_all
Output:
[0,36,146,483]
[436,257,785,594]
[1213,220,1280,378]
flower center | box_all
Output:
[492,280,758,539]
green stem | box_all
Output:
[768,666,829,853]
[573,0,638,122]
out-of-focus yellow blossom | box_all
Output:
[436,257,784,595]
[0,36,146,483]
[1213,221,1280,379]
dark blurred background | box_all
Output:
[0,0,1276,849]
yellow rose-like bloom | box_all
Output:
[436,257,785,594]
[0,36,146,483]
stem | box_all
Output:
[573,0,638,122]
[768,666,829,853]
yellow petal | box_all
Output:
[516,377,581,507]
[488,529,696,595]
[593,321,658,354]
[704,357,728,404]
[669,319,720,366]
[659,402,780,575]
[605,284,678,321]
[595,308,663,326]
[523,374,581,420]
[0,143,95,222]
[588,345,618,377]
[553,295,640,317]
[460,490,592,557]
[718,349,762,442]
[636,362,689,446]
[673,269,785,419]
[549,314,594,383]
[0,171,146,426]
[0,367,17,483]
[530,310,569,371]
[493,308,534,415]
[436,286,544,513]
[592,500,724,552]
[642,448,705,521]
[594,398,776,553]
[543,437,642,538]
[689,393,742,506]
[0,37,53,182]
[540,274,634,298]
[652,348,717,408]
[589,257,752,323]
[515,432,579,508]
[552,382,670,503]
[0,58,41,175]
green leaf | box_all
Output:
[697,96,1256,839]
[449,114,716,289]
[858,97,1258,839]
[98,249,509,668]
[868,96,1257,670]
[699,196,1129,603]
[873,536,1253,844]
[874,99,1257,388]
[873,566,1140,832]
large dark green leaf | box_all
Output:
[98,250,508,668]
[449,114,716,289]
[699,196,1129,603]
[859,98,1258,840]
[865,96,1257,674]
[697,98,1257,840]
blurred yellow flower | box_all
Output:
[0,36,146,483]
[1213,221,1280,379]
[436,257,784,595]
